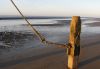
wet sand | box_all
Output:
[0,47,67,69]
[0,21,100,69]
[79,33,100,69]
[0,33,100,69]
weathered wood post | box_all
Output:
[67,16,81,69]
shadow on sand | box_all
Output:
[79,55,100,68]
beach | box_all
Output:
[0,18,100,69]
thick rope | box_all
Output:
[10,0,68,48]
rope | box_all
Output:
[10,0,45,43]
[10,0,68,48]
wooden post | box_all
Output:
[67,16,81,69]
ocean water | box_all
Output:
[0,18,100,33]
[0,18,70,54]
[0,19,69,32]
[0,18,100,54]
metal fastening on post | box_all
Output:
[67,43,72,55]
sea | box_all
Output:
[0,17,100,54]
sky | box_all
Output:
[0,0,100,17]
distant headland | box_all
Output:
[0,16,67,20]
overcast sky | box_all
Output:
[0,0,100,17]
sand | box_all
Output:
[0,33,99,69]
[0,47,67,69]
[79,34,100,69]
